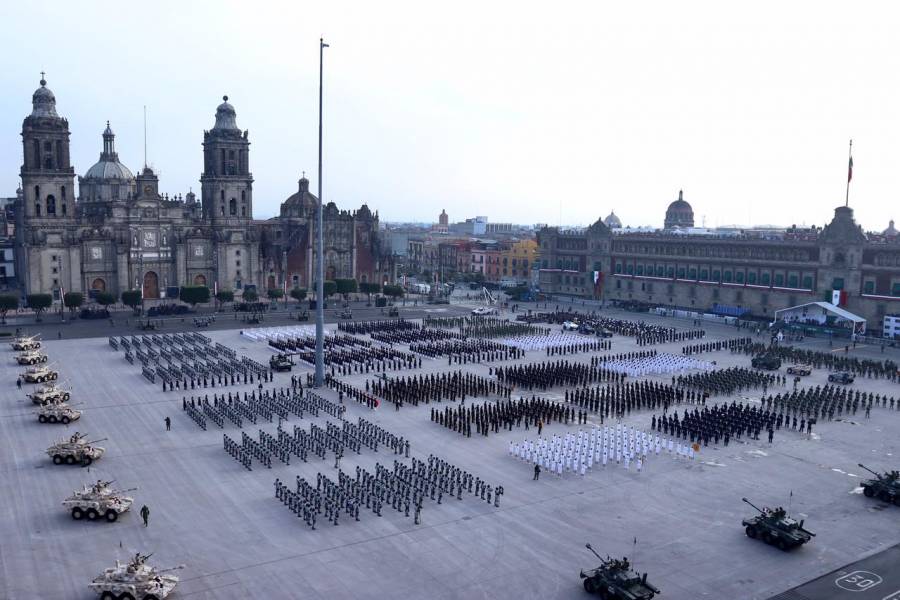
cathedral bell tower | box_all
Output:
[200,96,253,222]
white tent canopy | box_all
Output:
[774,301,866,333]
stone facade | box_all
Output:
[13,79,390,300]
[538,204,900,331]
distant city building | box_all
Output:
[604,211,622,229]
[663,190,695,229]
[438,209,448,226]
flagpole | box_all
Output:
[314,37,328,388]
[845,139,852,207]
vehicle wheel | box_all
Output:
[61,416,70,425]
[105,509,118,522]
[892,496,900,507]
[38,414,47,423]
[863,486,875,498]
[71,507,84,520]
[101,592,116,600]
[64,455,76,465]
[48,415,58,424]
[51,373,58,380]
[86,508,99,521]
[583,578,596,593]
[63,393,70,401]
[878,490,891,502]
[82,456,93,467]
[745,526,757,539]
[119,593,136,600]
[777,538,789,551]
[52,454,63,465]
[762,532,772,545]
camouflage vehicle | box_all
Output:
[786,364,812,376]
[580,543,659,599]
[22,365,59,383]
[10,335,41,351]
[858,463,900,506]
[37,399,81,424]
[29,383,71,404]
[15,350,49,365]
[742,497,815,550]
[47,432,106,466]
[269,354,294,372]
[751,354,782,370]
[90,553,183,600]
[63,480,135,522]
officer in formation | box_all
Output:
[653,401,777,446]
[367,370,512,407]
[423,315,551,339]
[674,366,779,396]
[338,318,420,337]
[495,354,652,391]
[565,379,685,420]
[409,338,524,364]
[431,396,571,437]
[681,337,753,356]
[762,384,896,421]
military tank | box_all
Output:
[742,497,815,550]
[37,398,81,424]
[15,350,49,365]
[89,553,183,600]
[269,354,294,372]
[579,543,659,599]
[858,463,900,506]
[29,383,71,404]
[22,365,59,383]
[751,354,782,370]
[47,432,106,466]
[10,335,41,351]
[63,480,135,522]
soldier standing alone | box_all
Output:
[140,505,150,527]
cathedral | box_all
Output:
[13,77,392,301]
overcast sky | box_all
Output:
[1,1,898,230]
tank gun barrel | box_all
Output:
[87,438,108,445]
[857,463,881,478]
[742,497,765,514]
[584,543,607,563]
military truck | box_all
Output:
[742,497,815,550]
[269,354,294,372]
[828,371,855,384]
[10,335,41,351]
[579,543,659,599]
[786,364,812,376]
[63,480,135,522]
[47,432,106,466]
[29,383,71,404]
[751,354,782,370]
[22,365,59,383]
[858,463,900,506]
[89,553,183,600]
[15,350,48,365]
[37,399,81,424]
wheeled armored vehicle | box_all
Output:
[47,432,106,466]
[858,463,900,506]
[742,497,815,550]
[269,354,294,372]
[90,553,182,600]
[751,354,782,370]
[22,365,59,383]
[37,399,81,424]
[579,543,659,599]
[29,383,71,404]
[786,364,812,376]
[10,336,41,351]
[16,350,48,365]
[63,480,135,522]
[828,371,855,384]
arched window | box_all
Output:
[220,204,225,216]
[33,140,41,167]
[35,202,41,216]
[61,203,67,216]
[220,190,225,201]
[229,198,237,215]
[56,140,63,167]
[241,206,246,217]
[241,190,246,202]
[61,186,66,200]
[46,195,56,216]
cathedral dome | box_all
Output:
[83,122,134,181]
[604,210,622,229]
[30,77,59,119]
[281,174,318,217]
[664,190,694,229]
[883,219,898,237]
[212,95,240,131]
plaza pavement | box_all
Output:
[0,306,898,600]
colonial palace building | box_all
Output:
[13,77,391,301]
[538,192,900,329]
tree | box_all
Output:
[95,292,116,307]
[63,292,84,316]
[242,288,259,303]
[26,293,53,322]
[382,284,405,299]
[335,278,358,297]
[267,288,284,300]
[180,285,211,308]
[215,290,234,311]
[359,282,381,303]
[322,280,337,298]
[121,290,142,313]
[290,288,307,304]
[0,294,19,324]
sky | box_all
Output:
[1,1,899,231]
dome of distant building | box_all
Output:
[212,95,240,131]
[30,77,59,119]
[604,210,622,229]
[280,174,318,218]
[664,190,694,229]
[79,122,136,202]
[884,219,898,237]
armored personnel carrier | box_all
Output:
[22,365,59,383]
[786,364,812,376]
[37,398,81,424]
[90,553,182,600]
[29,383,71,404]
[580,543,659,599]
[742,497,815,550]
[858,463,900,506]
[10,335,41,351]
[15,350,48,365]
[47,432,106,466]
[63,480,135,522]
[269,354,294,372]
[828,371,855,384]
[751,354,782,370]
